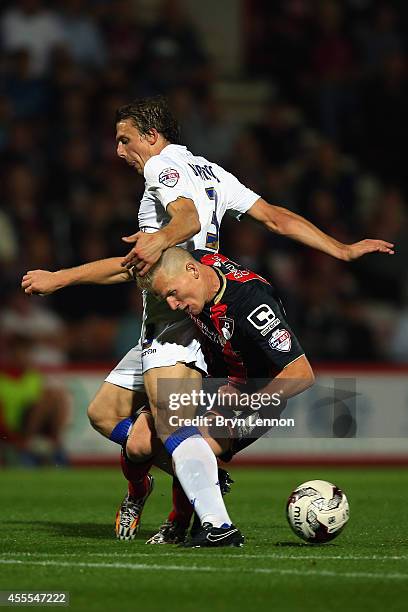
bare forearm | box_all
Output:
[256,356,315,404]
[121,198,201,274]
[160,209,201,248]
[268,206,348,260]
[55,258,132,288]
[22,258,133,296]
[247,199,394,261]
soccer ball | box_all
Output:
[286,480,349,544]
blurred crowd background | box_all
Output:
[0,0,407,377]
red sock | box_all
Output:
[168,477,194,528]
[120,451,154,500]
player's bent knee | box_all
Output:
[87,397,111,436]
[125,410,156,463]
[125,437,154,463]
[87,382,139,439]
[87,394,118,438]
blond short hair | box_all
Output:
[135,247,194,293]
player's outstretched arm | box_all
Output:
[21,257,132,295]
[246,198,395,261]
[121,197,201,274]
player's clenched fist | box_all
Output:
[21,270,60,295]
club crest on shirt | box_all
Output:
[159,168,180,187]
[268,328,291,352]
[219,317,234,341]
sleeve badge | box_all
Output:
[268,328,291,352]
[159,168,180,187]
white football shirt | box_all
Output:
[139,144,260,327]
[138,144,259,251]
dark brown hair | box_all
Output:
[116,96,181,144]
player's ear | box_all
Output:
[145,128,159,144]
[186,262,199,278]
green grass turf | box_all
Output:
[1,467,407,612]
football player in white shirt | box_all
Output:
[22,97,394,546]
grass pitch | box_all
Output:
[1,466,408,612]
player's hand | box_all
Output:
[217,384,242,408]
[21,270,58,295]
[344,239,395,261]
[121,231,169,275]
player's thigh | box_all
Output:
[143,362,202,440]
[143,363,202,409]
[88,381,147,426]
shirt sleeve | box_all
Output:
[235,283,305,371]
[223,170,260,215]
[144,156,195,209]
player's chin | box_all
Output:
[127,160,142,174]
[190,304,203,315]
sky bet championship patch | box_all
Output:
[159,167,180,187]
[268,328,291,352]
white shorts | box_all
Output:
[104,317,207,391]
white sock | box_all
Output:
[172,435,232,528]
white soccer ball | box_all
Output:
[286,479,350,544]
